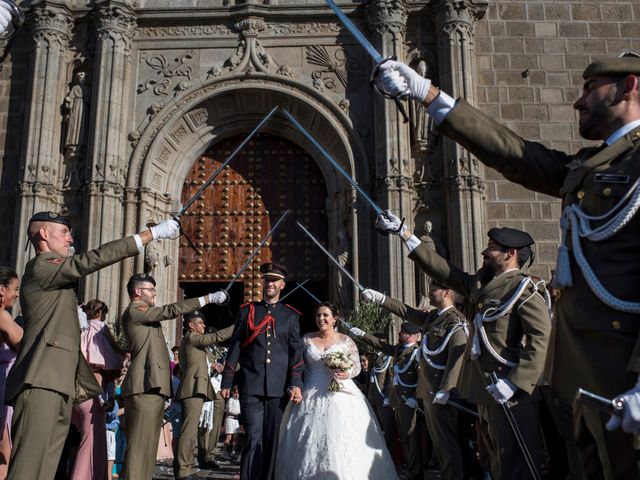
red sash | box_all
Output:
[241,303,275,348]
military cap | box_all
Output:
[29,211,71,228]
[430,280,449,290]
[128,272,156,286]
[400,322,421,335]
[185,310,205,322]
[583,51,640,79]
[488,227,534,250]
[259,262,288,280]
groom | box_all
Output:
[221,263,304,480]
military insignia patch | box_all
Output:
[46,258,62,265]
[135,305,149,312]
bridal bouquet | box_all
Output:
[323,351,353,392]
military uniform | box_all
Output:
[121,295,203,480]
[359,326,427,480]
[409,242,551,480]
[366,350,397,455]
[6,230,140,480]
[175,325,234,478]
[381,296,467,480]
[221,300,304,480]
[436,64,640,476]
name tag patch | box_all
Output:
[594,173,630,184]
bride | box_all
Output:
[275,302,398,480]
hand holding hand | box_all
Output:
[375,60,432,102]
[433,390,450,405]
[220,388,231,400]
[208,290,229,305]
[289,386,303,405]
[361,288,385,305]
[486,378,517,404]
[150,219,180,241]
[375,210,407,236]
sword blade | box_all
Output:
[224,209,290,292]
[279,279,310,303]
[296,221,364,292]
[575,388,625,416]
[178,106,279,216]
[282,109,383,215]
[296,281,322,304]
[325,0,383,64]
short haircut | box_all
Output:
[126,275,156,297]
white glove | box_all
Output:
[361,289,385,305]
[208,290,229,305]
[433,390,450,405]
[376,60,432,102]
[150,219,180,240]
[486,378,517,404]
[404,397,418,409]
[375,210,407,236]
[0,2,13,35]
[606,382,640,435]
[349,327,366,337]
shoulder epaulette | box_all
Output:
[284,303,303,316]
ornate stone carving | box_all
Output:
[63,69,92,154]
[268,22,342,35]
[306,45,362,91]
[136,24,233,39]
[137,50,196,97]
[432,0,488,35]
[366,0,409,36]
[29,3,74,48]
[95,1,136,54]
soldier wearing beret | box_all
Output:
[350,320,429,480]
[220,263,304,480]
[174,311,234,479]
[121,274,229,480]
[5,212,179,480]
[376,220,551,480]
[375,51,640,477]
[357,281,468,480]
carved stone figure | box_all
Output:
[417,220,447,309]
[409,60,434,151]
[63,70,91,152]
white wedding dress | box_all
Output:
[275,334,399,480]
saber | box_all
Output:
[427,391,479,418]
[282,110,382,215]
[575,388,625,416]
[279,279,311,303]
[400,394,426,416]
[224,210,290,292]
[297,221,364,292]
[325,0,409,123]
[296,281,322,303]
[489,373,541,480]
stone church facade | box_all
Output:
[0,0,638,341]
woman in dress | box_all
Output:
[275,302,398,480]
[0,267,22,479]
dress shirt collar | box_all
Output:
[605,119,640,145]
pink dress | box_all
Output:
[81,320,123,371]
[0,342,16,445]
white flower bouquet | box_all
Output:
[323,350,353,392]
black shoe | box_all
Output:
[176,476,198,480]
[204,460,220,469]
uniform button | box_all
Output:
[603,187,612,196]
[266,359,271,364]
[267,350,271,354]
[577,190,585,199]
[267,342,271,346]
[477,302,483,309]
[612,320,621,330]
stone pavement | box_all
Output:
[153,459,240,479]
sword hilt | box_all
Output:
[374,212,405,237]
[370,56,410,123]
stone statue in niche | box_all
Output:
[409,60,434,152]
[417,220,447,309]
[333,227,352,311]
[63,69,91,153]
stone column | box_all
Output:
[432,0,488,272]
[365,0,416,309]
[13,2,73,273]
[82,0,136,309]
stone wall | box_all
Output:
[474,0,640,279]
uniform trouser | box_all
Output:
[573,401,640,480]
[176,397,204,478]
[122,392,165,480]
[7,387,72,480]
[478,401,543,480]
[371,402,397,458]
[421,398,463,480]
[394,401,425,479]
[198,395,225,462]
[239,394,286,480]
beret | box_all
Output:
[400,322,421,335]
[128,272,156,285]
[430,280,449,290]
[185,310,205,322]
[29,211,71,228]
[488,227,534,249]
[259,262,288,280]
[583,52,640,79]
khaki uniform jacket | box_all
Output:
[175,326,234,402]
[359,334,420,409]
[5,237,140,404]
[439,100,640,402]
[410,243,551,405]
[381,296,467,401]
[122,297,202,399]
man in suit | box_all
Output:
[5,212,179,480]
[174,311,234,479]
[376,52,640,478]
[377,220,551,480]
[220,263,304,480]
[358,282,468,480]
[350,321,428,480]
[121,273,228,480]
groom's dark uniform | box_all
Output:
[221,264,304,480]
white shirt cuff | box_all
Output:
[133,234,144,255]
[426,91,456,125]
[403,235,421,253]
[198,296,207,307]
